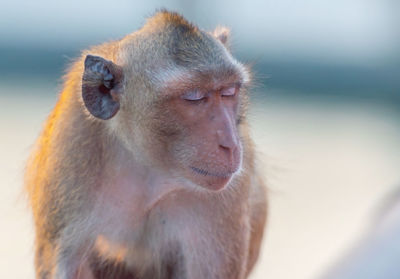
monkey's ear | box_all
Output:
[82,55,123,120]
[212,26,230,46]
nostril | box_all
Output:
[219,144,231,151]
[217,129,237,150]
[218,144,237,164]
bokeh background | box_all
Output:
[1,0,399,278]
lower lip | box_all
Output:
[190,166,235,190]
[190,166,234,178]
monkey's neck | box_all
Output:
[96,139,188,219]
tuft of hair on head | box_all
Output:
[145,9,197,32]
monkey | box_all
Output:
[25,10,267,279]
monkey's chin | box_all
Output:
[189,166,235,191]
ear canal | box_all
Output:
[213,26,230,45]
[82,55,123,120]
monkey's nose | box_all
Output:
[217,129,238,152]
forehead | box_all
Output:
[168,26,227,65]
[152,63,247,95]
[152,27,249,92]
[119,15,249,93]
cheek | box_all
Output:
[170,129,203,159]
[158,119,196,161]
[165,126,207,168]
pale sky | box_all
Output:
[0,0,398,65]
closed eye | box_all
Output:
[181,90,206,103]
[221,84,239,97]
[181,90,206,101]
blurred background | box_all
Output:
[0,0,399,278]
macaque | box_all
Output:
[25,10,267,279]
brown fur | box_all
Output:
[25,10,267,279]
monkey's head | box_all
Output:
[81,11,250,191]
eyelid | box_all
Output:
[181,90,205,101]
[220,85,237,96]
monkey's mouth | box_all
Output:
[190,166,236,178]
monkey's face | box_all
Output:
[81,24,249,191]
[156,80,243,191]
